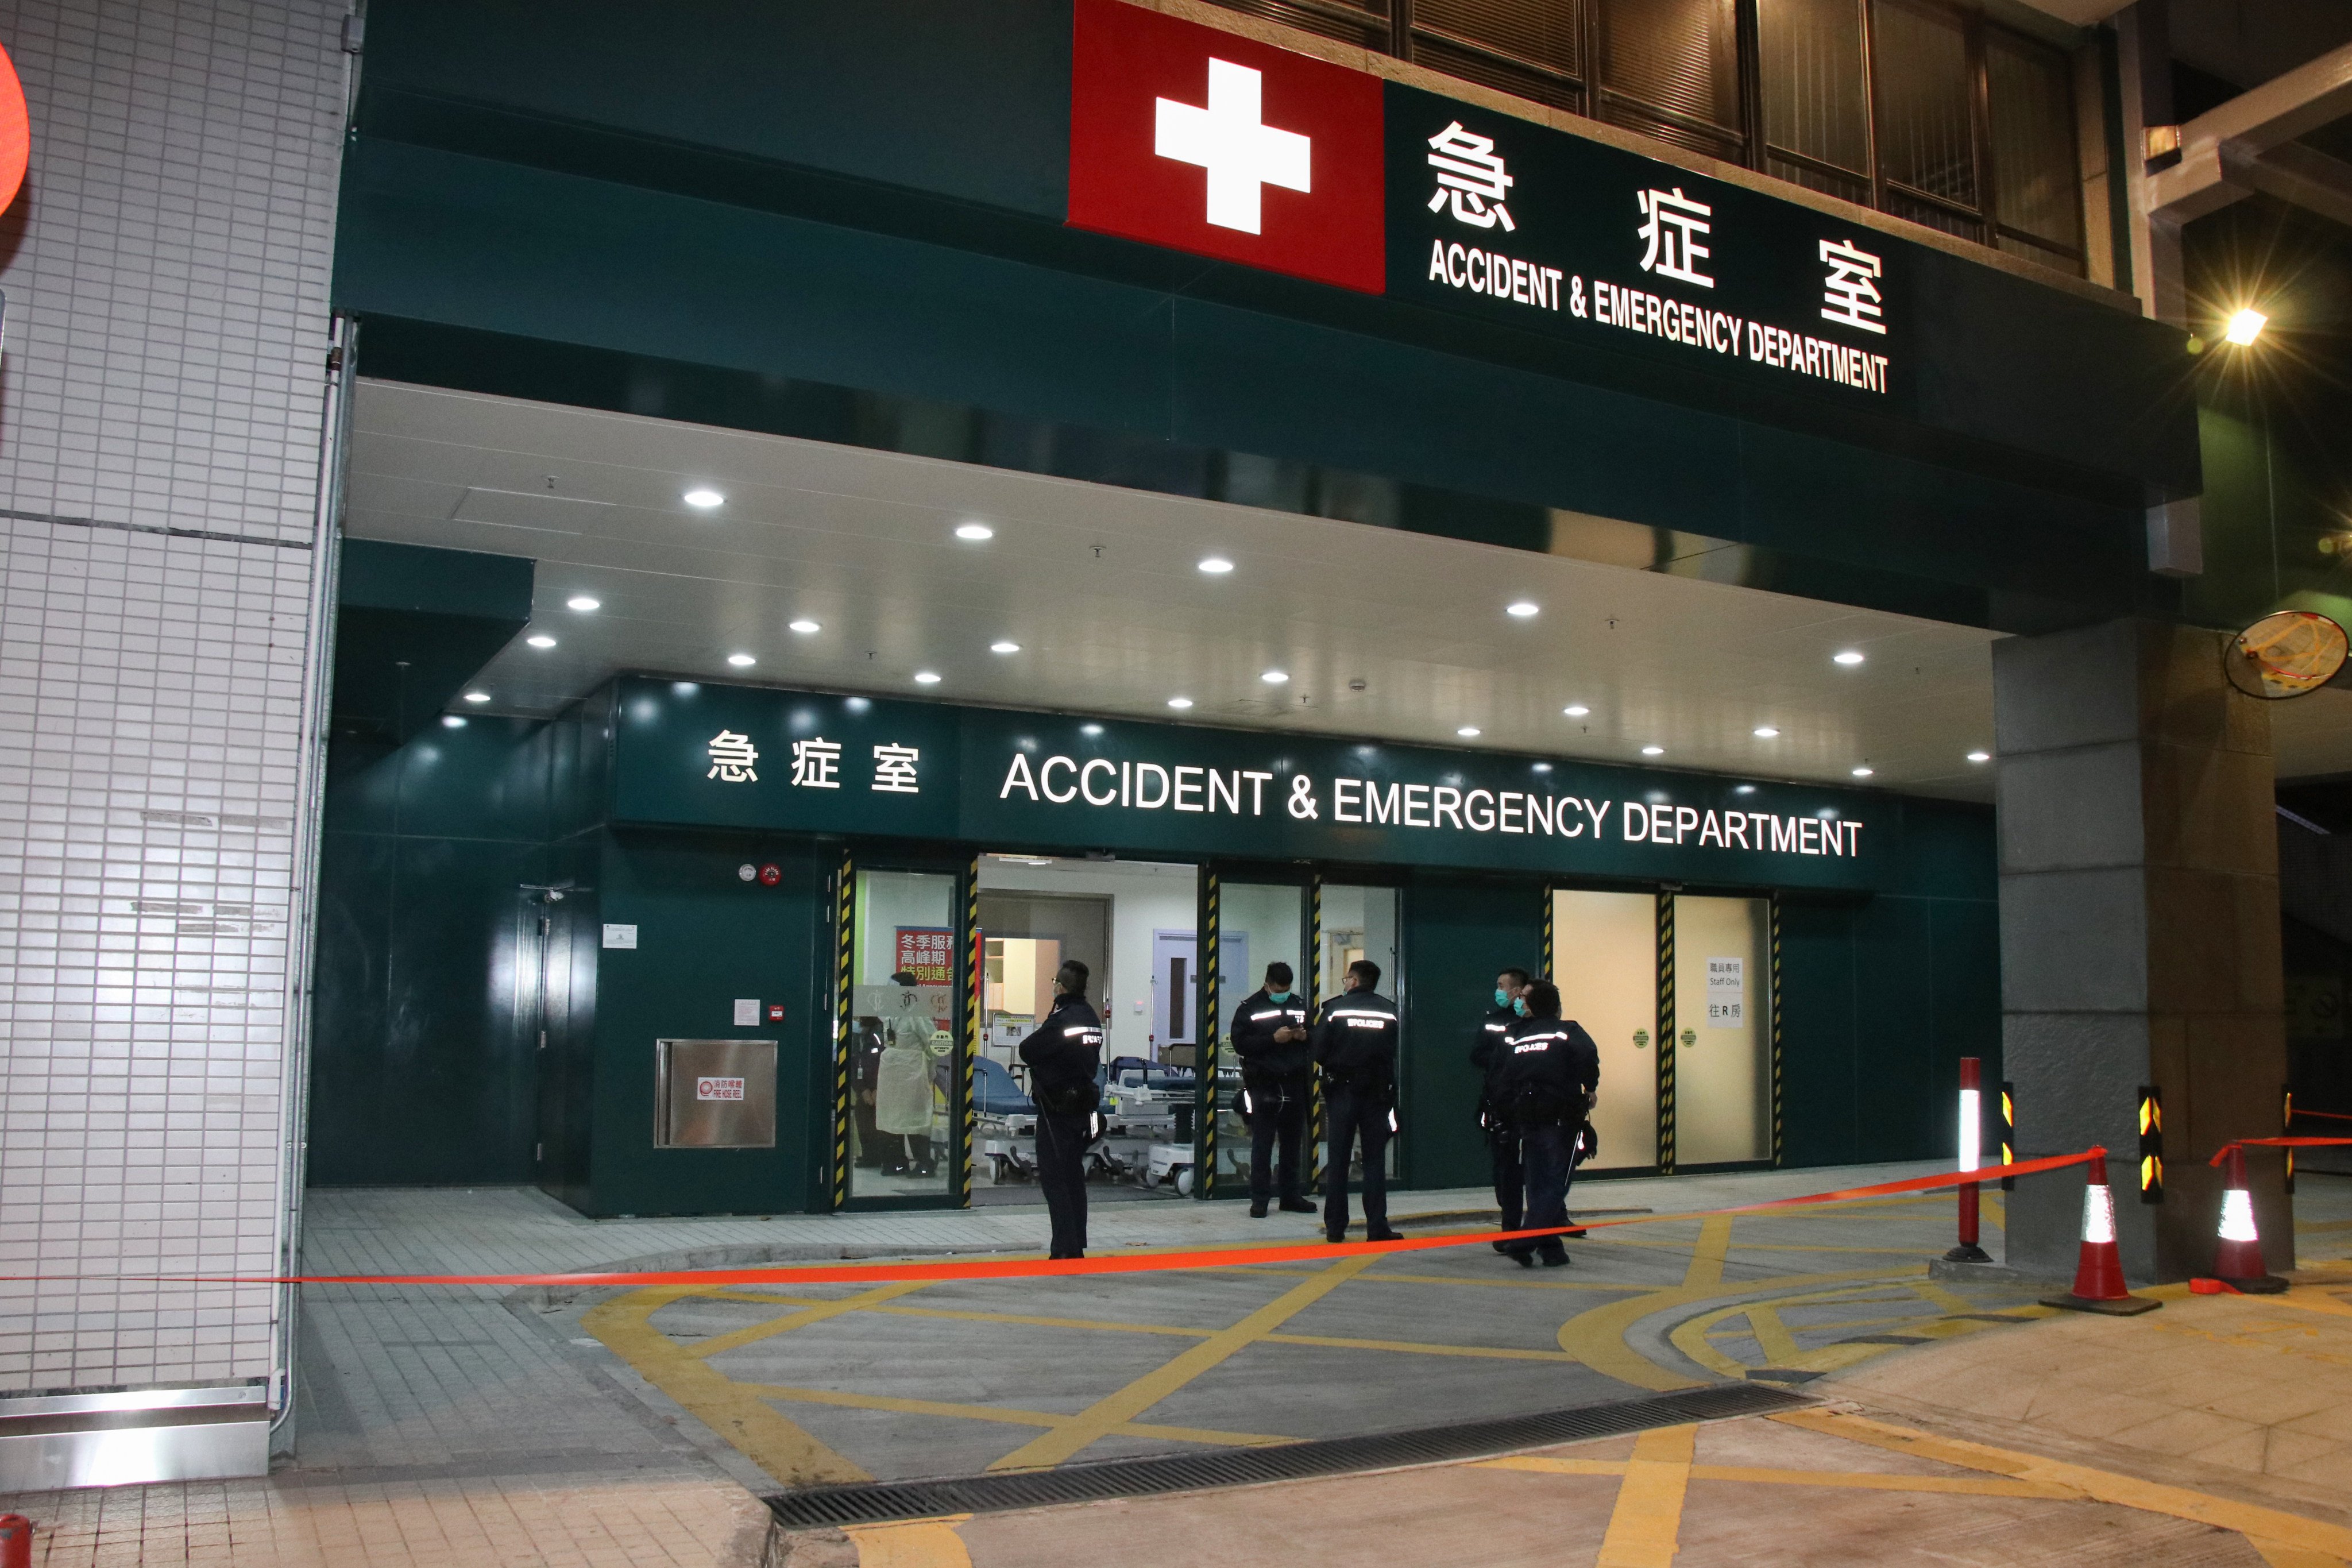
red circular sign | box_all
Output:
[758,863,782,886]
[0,40,27,215]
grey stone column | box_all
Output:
[1994,620,2289,1283]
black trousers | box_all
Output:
[1508,1121,1577,1262]
[1037,1111,1091,1258]
[1322,1087,1393,1241]
[1244,1077,1308,1204]
[1485,1122,1525,1231]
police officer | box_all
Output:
[1230,961,1315,1219]
[1493,978,1600,1268]
[1018,959,1104,1261]
[1469,966,1531,1251]
[1311,959,1405,1244]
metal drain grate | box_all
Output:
[762,1382,1813,1530]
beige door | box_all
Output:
[1674,894,1772,1165]
[1550,889,1658,1171]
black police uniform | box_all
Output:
[1493,1015,1600,1265]
[1310,987,1403,1243]
[1230,987,1315,1213]
[1467,1002,1524,1243]
[1018,992,1104,1260]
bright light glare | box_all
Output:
[1198,557,1234,574]
[526,635,557,649]
[1641,745,1664,756]
[1168,696,1194,709]
[463,691,491,704]
[1959,1088,1981,1172]
[991,640,1021,654]
[1506,601,1539,619]
[1261,670,1289,685]
[1563,704,1590,717]
[1852,766,1875,777]
[956,522,994,540]
[566,595,600,612]
[2224,308,2268,346]
[727,653,756,667]
[441,715,466,728]
[789,619,820,634]
[1081,723,1104,736]
[1754,726,1780,739]
[1967,750,1991,763]
[1457,726,1481,738]
[682,488,725,509]
[914,671,942,685]
[1833,650,1866,666]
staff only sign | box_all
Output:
[1064,0,1909,411]
[610,680,1906,891]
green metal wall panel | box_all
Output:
[1399,873,1547,1192]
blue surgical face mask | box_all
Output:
[1494,987,1513,1009]
[1513,997,1529,1016]
[1267,990,1292,1003]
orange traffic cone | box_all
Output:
[2041,1146,2160,1315]
[2205,1142,2287,1294]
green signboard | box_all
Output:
[611,678,1909,891]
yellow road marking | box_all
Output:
[2265,1287,2352,1320]
[1683,1217,1733,1290]
[686,1279,934,1360]
[1480,1454,2079,1499]
[2247,1539,2347,1568]
[1706,1314,1918,1341]
[1773,1409,2352,1558]
[741,1381,1289,1448]
[582,1286,869,1488]
[1556,1268,1915,1391]
[986,1253,1380,1470]
[1742,1304,1803,1364]
[1597,1423,1696,1567]
[1262,1331,1581,1362]
[843,1516,972,1567]
[1199,1264,1644,1291]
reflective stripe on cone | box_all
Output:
[2204,1142,2287,1294]
[2041,1146,2161,1316]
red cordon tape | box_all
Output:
[2210,1135,2352,1165]
[0,1150,2103,1291]
[2289,1107,2352,1123]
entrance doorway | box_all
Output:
[1551,889,1660,1173]
[1674,893,1772,1166]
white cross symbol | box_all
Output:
[1154,59,1311,235]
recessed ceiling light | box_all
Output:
[956,522,994,541]
[1167,696,1194,709]
[566,595,600,612]
[1563,704,1590,717]
[1851,766,1874,777]
[1532,762,1553,774]
[727,653,756,667]
[1833,650,1866,666]
[1754,726,1780,739]
[682,488,724,509]
[1457,726,1481,738]
[1081,723,1104,736]
[462,691,491,704]
[1506,601,1539,619]
[526,635,556,649]
[788,619,820,634]
[1735,784,1756,794]
[1641,745,1664,756]
[1198,557,1234,574]
[914,671,942,685]
[991,640,1021,654]
[441,715,466,728]
[1967,750,1991,763]
[1261,670,1289,685]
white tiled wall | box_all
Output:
[0,0,345,1393]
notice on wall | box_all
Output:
[696,1076,746,1102]
[894,926,954,985]
[733,998,759,1026]
[1705,957,1745,1027]
[603,924,638,949]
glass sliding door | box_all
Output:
[1674,894,1773,1165]
[1208,881,1307,1191]
[1551,889,1660,1172]
[847,867,963,1202]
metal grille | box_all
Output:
[762,1383,1813,1530]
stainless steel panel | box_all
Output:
[0,1417,269,1490]
[654,1037,777,1148]
[0,1384,265,1419]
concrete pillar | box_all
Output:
[1994,619,2289,1283]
